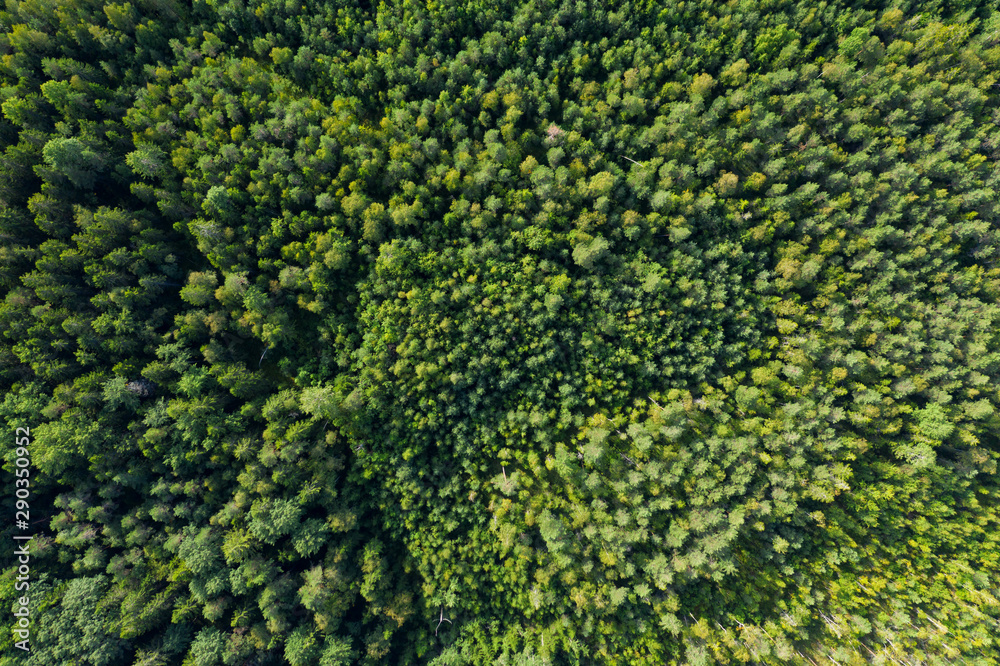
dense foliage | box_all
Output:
[3,0,1000,664]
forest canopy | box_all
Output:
[2,0,1000,664]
